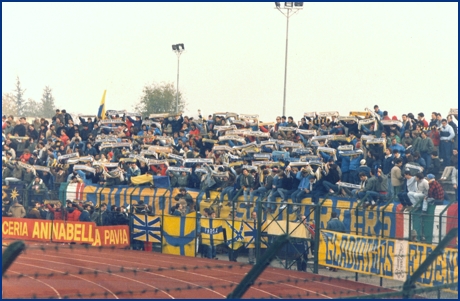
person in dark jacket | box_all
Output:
[79,204,92,222]
[321,163,342,195]
[326,212,346,233]
[114,206,129,225]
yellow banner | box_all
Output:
[162,212,196,257]
[200,218,225,246]
[319,230,458,292]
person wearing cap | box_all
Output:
[422,174,445,213]
[356,159,371,178]
[407,173,429,211]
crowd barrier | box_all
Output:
[2,181,457,294]
[3,180,456,246]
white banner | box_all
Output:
[393,240,409,281]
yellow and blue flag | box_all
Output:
[97,90,106,120]
[162,212,197,257]
[132,214,161,243]
[223,220,244,250]
[200,218,225,247]
[243,220,268,249]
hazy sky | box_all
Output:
[2,2,458,122]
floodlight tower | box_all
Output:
[275,2,303,116]
[172,43,185,114]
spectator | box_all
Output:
[419,131,434,170]
[46,202,63,220]
[422,174,444,213]
[174,187,194,208]
[249,168,273,208]
[326,212,346,233]
[390,158,404,197]
[27,176,49,203]
[28,202,42,219]
[407,173,429,211]
[7,200,26,218]
[417,113,429,129]
[240,168,254,207]
[439,119,455,168]
[399,171,418,211]
[426,151,441,177]
[79,204,92,222]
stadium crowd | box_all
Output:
[2,105,458,224]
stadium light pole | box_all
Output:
[172,43,185,114]
[275,2,303,116]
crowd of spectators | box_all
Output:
[2,105,458,219]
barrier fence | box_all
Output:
[2,181,458,298]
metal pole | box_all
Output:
[176,54,180,114]
[282,9,290,117]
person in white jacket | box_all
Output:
[407,173,429,210]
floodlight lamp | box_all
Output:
[275,2,280,8]
[172,45,177,51]
[294,2,303,7]
[179,43,185,50]
[284,2,293,8]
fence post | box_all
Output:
[2,241,25,276]
[255,198,262,264]
[438,199,455,245]
[313,199,323,274]
[402,227,458,299]
[355,202,359,282]
[227,234,290,299]
[128,187,136,250]
[379,200,392,287]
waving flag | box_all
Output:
[162,212,197,257]
[97,90,107,120]
[243,220,268,249]
[200,218,225,247]
[224,220,244,250]
[132,214,161,243]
